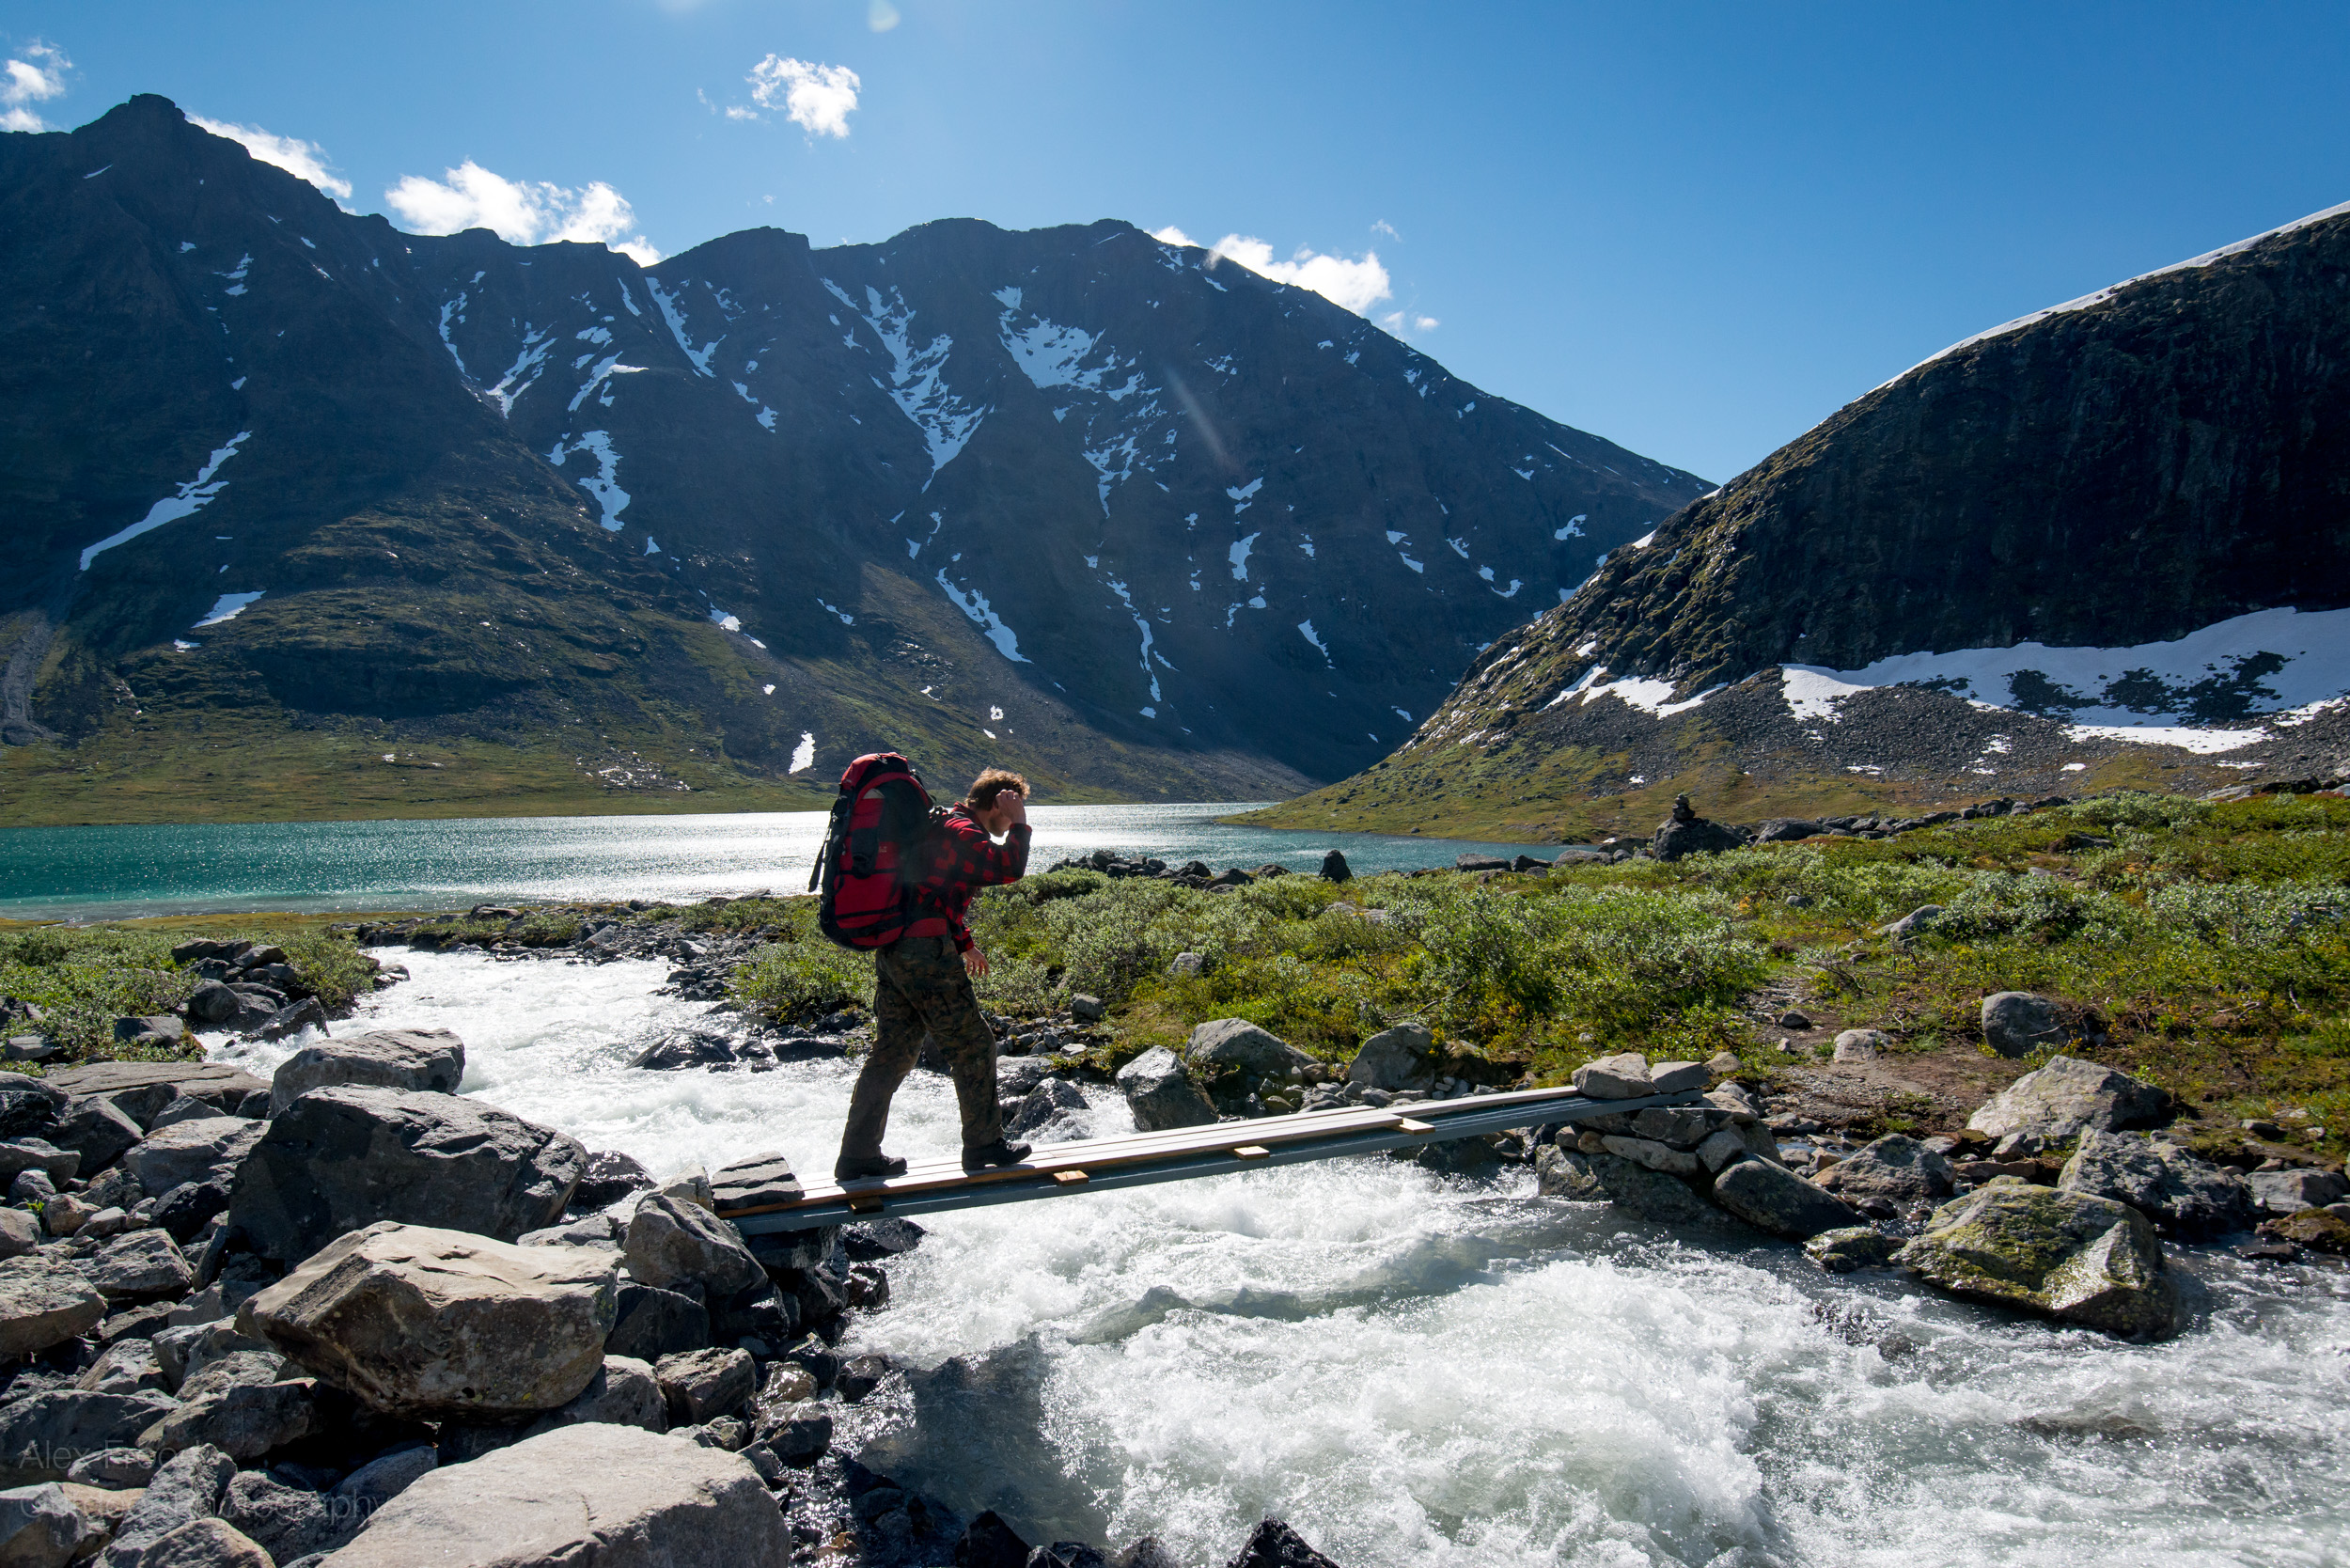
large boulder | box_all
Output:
[97,1443,234,1567]
[2058,1131,2258,1238]
[1533,1147,1711,1223]
[121,1120,265,1199]
[1896,1177,2178,1339]
[604,1283,710,1364]
[0,1077,65,1141]
[1709,1158,1866,1240]
[49,1100,144,1177]
[1965,1055,2170,1142]
[227,1087,586,1264]
[1980,992,2065,1058]
[138,1381,316,1462]
[1652,796,1747,862]
[1343,1024,1437,1092]
[572,1152,657,1212]
[2246,1168,2350,1215]
[1185,1020,1313,1080]
[520,1356,666,1438]
[219,1470,345,1563]
[268,1029,465,1114]
[0,1140,79,1187]
[622,1195,765,1299]
[1114,1049,1217,1133]
[708,1153,801,1219]
[132,1517,272,1566]
[0,1481,88,1568]
[79,1231,194,1305]
[317,1424,788,1568]
[1813,1135,1956,1208]
[1227,1518,1344,1568]
[0,1257,107,1356]
[1570,1054,1653,1100]
[238,1222,617,1422]
[0,1393,180,1486]
[652,1349,754,1426]
[45,1065,267,1132]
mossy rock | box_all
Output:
[1895,1176,2178,1340]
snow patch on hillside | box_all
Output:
[1778,606,2350,749]
[1106,578,1163,703]
[839,282,986,480]
[646,278,718,376]
[547,431,630,529]
[193,590,264,627]
[936,571,1027,662]
[81,432,253,571]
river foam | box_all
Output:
[209,950,2350,1567]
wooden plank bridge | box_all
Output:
[719,1083,1705,1235]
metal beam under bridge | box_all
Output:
[720,1084,1704,1235]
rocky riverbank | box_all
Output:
[0,1030,1355,1568]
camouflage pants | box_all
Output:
[837,935,1003,1167]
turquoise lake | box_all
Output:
[0,804,1556,921]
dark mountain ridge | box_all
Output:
[1245,200,2350,839]
[0,95,1708,822]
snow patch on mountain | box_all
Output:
[1105,578,1163,703]
[547,431,631,529]
[936,570,1027,663]
[80,431,253,571]
[193,590,264,627]
[1229,533,1259,582]
[837,282,986,480]
[1776,606,2350,747]
[486,327,554,417]
[646,278,718,376]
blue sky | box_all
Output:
[8,2,2347,482]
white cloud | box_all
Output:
[868,0,901,30]
[1152,225,1197,247]
[746,56,860,137]
[1202,232,1393,316]
[384,161,662,265]
[189,117,352,200]
[1,40,69,133]
[1379,311,1442,337]
[1371,218,1401,240]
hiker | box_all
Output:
[835,766,1035,1179]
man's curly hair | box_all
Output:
[966,768,1029,811]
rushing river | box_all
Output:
[0,805,1550,923]
[204,950,2350,1568]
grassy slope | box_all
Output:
[1228,745,2188,843]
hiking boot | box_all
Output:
[962,1138,1032,1171]
[835,1153,908,1181]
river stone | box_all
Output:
[1832,1029,1890,1062]
[1531,1146,1605,1199]
[1965,1055,2170,1142]
[604,1283,710,1364]
[1228,1519,1343,1568]
[1185,1020,1313,1080]
[65,1448,153,1489]
[572,1151,657,1211]
[2246,1168,2349,1215]
[1804,1227,1904,1273]
[121,1121,264,1200]
[520,1355,666,1438]
[653,1349,755,1427]
[1598,1136,1700,1177]
[267,1029,465,1115]
[708,1153,802,1218]
[0,1211,37,1262]
[174,1351,288,1403]
[1571,1054,1653,1100]
[1344,1025,1437,1091]
[1114,1049,1217,1133]
[76,1340,167,1397]
[1695,1128,1751,1174]
[752,1401,832,1466]
[0,1140,79,1188]
[623,1193,766,1298]
[94,1444,234,1566]
[1814,1136,1955,1208]
[237,1222,617,1422]
[1007,1079,1088,1139]
[0,1258,106,1357]
[333,1443,438,1515]
[318,1423,788,1568]
[227,1087,586,1264]
[0,1481,90,1567]
[50,1101,144,1178]
[2258,1208,2350,1254]
[219,1470,342,1564]
[1979,992,2066,1058]
[46,1066,268,1132]
[1647,1060,1711,1094]
[0,1394,180,1487]
[1710,1159,1866,1240]
[2058,1131,2257,1238]
[120,1517,271,1567]
[1539,1148,1711,1222]
[139,1380,316,1462]
[1626,1105,1726,1148]
[1896,1177,2178,1339]
[81,1232,193,1305]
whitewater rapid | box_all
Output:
[208,950,2350,1568]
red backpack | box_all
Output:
[808,753,951,949]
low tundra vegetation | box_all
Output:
[725,792,2350,1152]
